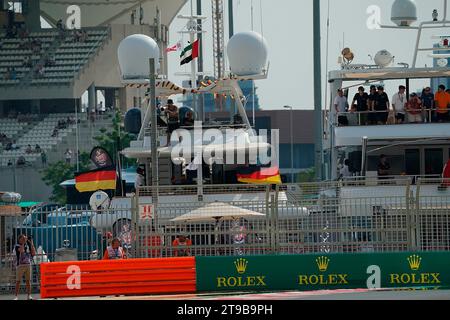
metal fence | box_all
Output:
[1,177,450,293]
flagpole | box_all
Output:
[190,0,202,200]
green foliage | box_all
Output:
[41,152,91,204]
[93,110,135,167]
[42,111,135,203]
[297,167,315,183]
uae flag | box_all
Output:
[237,166,282,185]
[75,167,117,192]
[180,40,199,65]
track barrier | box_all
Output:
[40,251,450,298]
[40,257,196,298]
[196,252,450,292]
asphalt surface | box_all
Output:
[2,289,450,300]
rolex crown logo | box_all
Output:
[234,258,248,274]
[316,256,330,272]
[407,254,422,271]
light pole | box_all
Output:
[284,106,294,182]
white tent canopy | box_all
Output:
[170,202,265,222]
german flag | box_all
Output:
[237,166,282,185]
[75,167,117,192]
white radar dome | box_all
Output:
[227,31,268,76]
[118,34,160,82]
[374,50,394,67]
[391,0,417,27]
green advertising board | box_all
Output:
[196,252,450,292]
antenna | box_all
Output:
[251,0,254,31]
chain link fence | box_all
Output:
[1,178,450,294]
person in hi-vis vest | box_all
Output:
[103,238,127,260]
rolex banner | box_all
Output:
[196,252,450,292]
[180,40,199,65]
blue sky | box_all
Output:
[168,0,447,110]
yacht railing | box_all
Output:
[334,108,449,127]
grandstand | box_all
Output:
[0,28,109,86]
[0,0,186,201]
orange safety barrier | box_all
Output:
[40,257,196,299]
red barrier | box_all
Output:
[40,257,196,299]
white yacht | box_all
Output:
[324,4,450,202]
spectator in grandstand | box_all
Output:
[56,19,64,30]
[64,149,73,164]
[103,238,127,260]
[44,55,56,67]
[96,101,104,115]
[41,150,47,167]
[3,67,11,80]
[0,132,7,143]
[34,64,45,78]
[16,156,26,166]
[31,39,41,54]
[57,119,66,129]
[23,56,32,68]
[7,159,12,166]
[5,142,12,151]
[11,140,19,150]
[81,30,88,42]
[51,128,58,137]
[18,27,29,39]
[35,144,41,153]
[66,116,73,125]
[172,234,192,257]
[25,145,32,154]
[74,29,82,42]
[17,112,25,123]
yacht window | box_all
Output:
[425,149,443,175]
[405,149,420,176]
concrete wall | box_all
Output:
[0,167,52,202]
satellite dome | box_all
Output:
[227,31,268,76]
[118,34,160,82]
[391,0,417,27]
[374,50,394,67]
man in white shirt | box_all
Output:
[339,159,352,178]
[334,89,349,126]
[392,85,407,124]
[64,149,72,164]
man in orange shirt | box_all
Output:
[172,235,192,257]
[435,85,450,122]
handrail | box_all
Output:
[334,108,449,126]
